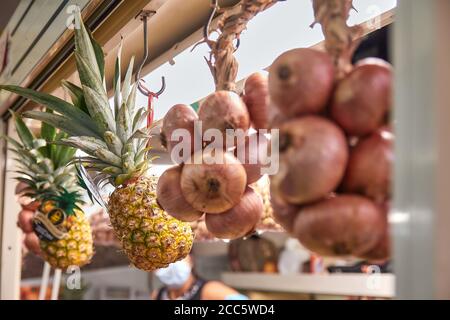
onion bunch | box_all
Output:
[15,183,41,255]
[265,0,394,259]
[156,0,282,241]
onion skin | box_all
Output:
[235,133,270,184]
[269,183,299,233]
[243,72,270,129]
[293,195,384,257]
[198,91,250,146]
[18,210,35,234]
[161,104,199,160]
[181,150,247,214]
[24,233,41,256]
[342,128,393,203]
[271,116,348,205]
[358,202,391,261]
[15,182,29,195]
[205,187,263,239]
[267,103,288,129]
[268,48,335,117]
[156,165,204,222]
[21,200,40,211]
[331,58,392,136]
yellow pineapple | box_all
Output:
[40,209,93,269]
[1,11,193,270]
[4,113,93,270]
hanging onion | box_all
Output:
[330,58,392,136]
[161,104,200,161]
[243,72,270,129]
[181,150,247,214]
[205,187,263,240]
[293,195,384,257]
[269,48,335,117]
[18,209,35,234]
[270,116,348,205]
[156,165,204,222]
[342,127,393,203]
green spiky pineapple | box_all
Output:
[5,112,93,270]
[0,11,193,271]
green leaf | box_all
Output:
[75,51,105,97]
[59,136,108,157]
[40,109,56,159]
[82,85,115,134]
[88,29,105,81]
[126,83,137,120]
[113,40,122,118]
[23,110,101,138]
[117,102,130,143]
[40,109,56,141]
[2,136,22,149]
[122,56,135,103]
[103,131,123,156]
[56,145,77,168]
[0,85,101,136]
[121,142,134,173]
[74,10,101,79]
[132,108,147,132]
[61,80,89,114]
[94,148,122,167]
[10,111,34,149]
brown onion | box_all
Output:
[271,116,348,205]
[293,195,384,257]
[268,48,335,117]
[267,103,288,129]
[331,58,392,136]
[269,183,299,233]
[157,165,204,222]
[161,104,200,161]
[198,91,250,147]
[181,150,247,214]
[243,72,270,129]
[24,233,41,256]
[235,133,270,184]
[18,193,40,211]
[342,128,393,203]
[205,187,263,239]
[15,182,29,195]
[358,202,390,261]
[18,209,34,234]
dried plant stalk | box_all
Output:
[311,0,363,78]
[206,0,278,91]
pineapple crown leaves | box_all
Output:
[0,10,154,188]
[75,162,108,211]
[45,188,85,216]
[2,111,80,200]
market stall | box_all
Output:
[0,0,449,301]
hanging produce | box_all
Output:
[157,0,281,240]
[0,11,193,271]
[242,72,270,129]
[5,113,93,270]
[267,0,393,260]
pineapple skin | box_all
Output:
[108,176,194,271]
[39,210,93,270]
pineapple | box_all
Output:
[5,112,93,270]
[0,11,193,271]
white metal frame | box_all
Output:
[392,0,450,299]
[0,118,23,300]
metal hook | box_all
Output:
[204,0,219,44]
[135,10,165,97]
